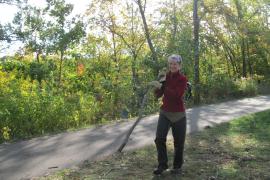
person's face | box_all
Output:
[169,60,180,73]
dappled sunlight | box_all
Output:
[219,160,238,175]
[186,96,270,133]
[27,109,270,179]
[227,134,258,149]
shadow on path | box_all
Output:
[0,95,270,180]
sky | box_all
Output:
[0,0,160,57]
[0,0,90,23]
[0,0,91,57]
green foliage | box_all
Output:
[29,61,51,82]
[0,56,156,142]
[0,68,98,142]
[1,0,269,143]
[0,53,264,143]
[201,71,258,101]
[1,59,26,72]
[1,59,57,81]
[234,77,258,96]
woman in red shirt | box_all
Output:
[150,54,187,175]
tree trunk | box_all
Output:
[226,55,231,78]
[193,0,200,104]
[172,0,177,42]
[234,0,247,77]
[246,39,253,77]
[58,50,64,87]
[36,51,40,63]
[224,49,237,76]
[137,0,158,73]
[167,0,177,52]
[117,88,150,153]
[130,4,139,95]
[241,38,247,77]
[111,30,120,117]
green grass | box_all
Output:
[40,110,270,180]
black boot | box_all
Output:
[153,165,168,175]
[170,167,182,174]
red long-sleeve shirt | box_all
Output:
[155,71,187,112]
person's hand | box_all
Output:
[158,68,167,82]
[148,81,162,89]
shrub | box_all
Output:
[201,73,258,102]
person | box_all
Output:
[148,54,188,175]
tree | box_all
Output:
[0,0,21,5]
[87,0,152,112]
[193,0,200,104]
[135,0,159,74]
[0,0,24,52]
[201,0,270,78]
[45,0,85,86]
[0,24,14,43]
[13,5,47,62]
[116,2,147,109]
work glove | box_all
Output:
[158,68,167,82]
[148,81,162,89]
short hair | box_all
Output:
[168,54,182,63]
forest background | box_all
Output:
[0,0,269,143]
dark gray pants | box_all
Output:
[154,113,186,169]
